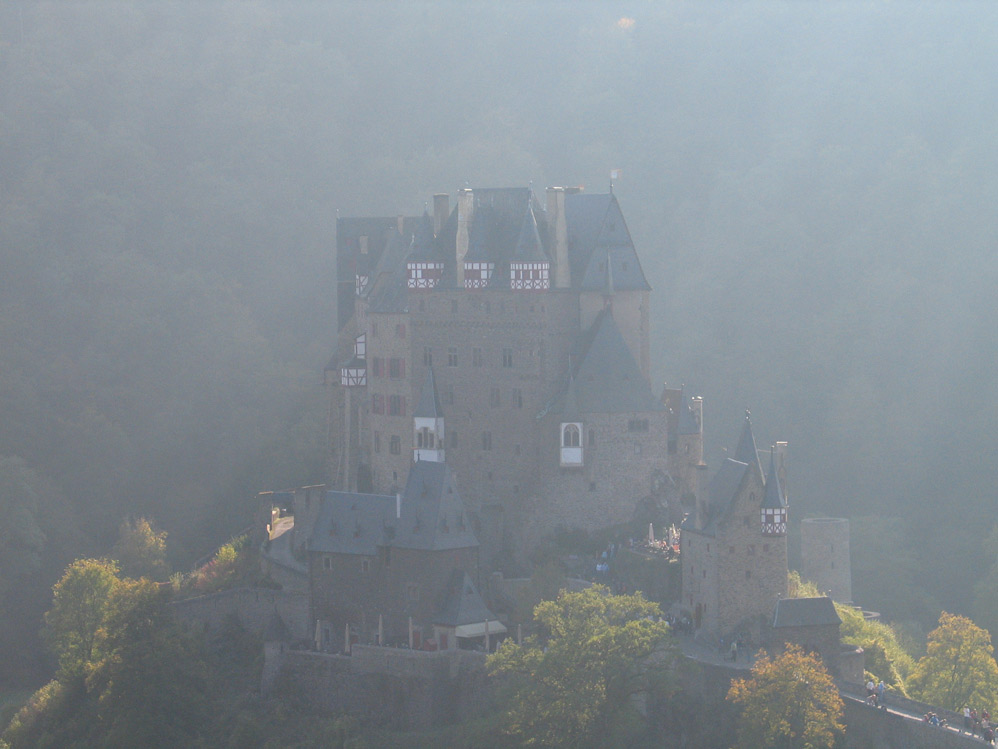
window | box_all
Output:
[323,556,332,570]
[482,431,492,450]
[450,431,458,448]
[512,388,523,408]
[423,347,432,366]
[406,583,419,602]
[359,235,369,254]
[390,435,401,454]
[371,322,378,338]
[444,384,455,405]
[372,357,384,378]
[589,481,597,491]
[451,299,458,314]
[388,395,406,416]
[502,348,513,368]
[490,387,501,407]
[388,357,405,378]
[374,431,381,453]
[562,424,580,447]
[588,428,596,446]
[745,570,752,580]
[448,347,458,367]
[360,559,370,572]
[627,419,649,432]
[396,323,406,338]
[372,393,385,415]
[747,544,755,555]
[473,347,483,367]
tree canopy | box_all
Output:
[727,644,844,749]
[487,585,674,747]
[908,611,998,713]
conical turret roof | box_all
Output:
[734,410,762,474]
[408,211,439,262]
[763,449,787,509]
[513,205,548,263]
[414,368,443,418]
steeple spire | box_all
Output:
[734,409,762,474]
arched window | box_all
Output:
[562,424,580,447]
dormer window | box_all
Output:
[510,261,550,291]
[762,507,788,536]
[407,261,444,289]
[464,261,495,289]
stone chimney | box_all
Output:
[433,193,449,236]
[456,188,474,287]
[546,186,571,288]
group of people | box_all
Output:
[865,680,887,710]
[961,706,996,743]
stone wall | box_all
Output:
[170,587,310,641]
[270,645,491,731]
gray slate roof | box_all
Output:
[544,309,663,416]
[772,597,841,628]
[564,193,650,292]
[307,461,478,556]
[734,412,763,475]
[513,206,549,263]
[762,451,787,509]
[414,368,443,418]
[434,570,497,627]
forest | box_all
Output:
[2,0,998,688]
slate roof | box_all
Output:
[772,597,841,628]
[762,450,788,509]
[692,457,751,536]
[366,229,411,313]
[406,211,441,262]
[543,309,662,416]
[564,192,650,292]
[513,206,549,263]
[414,368,443,418]
[434,570,497,627]
[308,462,478,556]
[734,412,763,475]
[677,392,701,436]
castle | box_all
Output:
[286,183,794,649]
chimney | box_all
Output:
[433,193,449,236]
[456,188,474,287]
[546,187,571,288]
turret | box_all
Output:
[510,206,550,291]
[339,333,367,387]
[761,447,788,536]
[406,211,445,289]
[413,368,445,463]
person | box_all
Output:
[729,640,738,662]
[876,680,886,710]
[866,680,876,705]
[965,706,973,734]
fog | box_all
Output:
[2,0,997,681]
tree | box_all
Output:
[111,517,169,581]
[727,644,844,749]
[85,578,208,747]
[43,558,120,681]
[487,585,674,747]
[908,611,998,712]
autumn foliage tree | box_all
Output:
[487,585,674,747]
[908,611,998,712]
[727,644,844,749]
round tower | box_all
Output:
[800,517,852,604]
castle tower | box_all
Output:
[413,368,445,463]
[800,518,852,603]
[762,448,788,536]
[509,205,550,291]
[406,211,445,289]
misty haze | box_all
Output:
[2,2,998,747]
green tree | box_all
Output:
[111,517,169,581]
[43,558,120,681]
[727,644,844,749]
[908,611,998,712]
[85,578,208,747]
[487,585,674,747]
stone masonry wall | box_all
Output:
[171,587,310,641]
